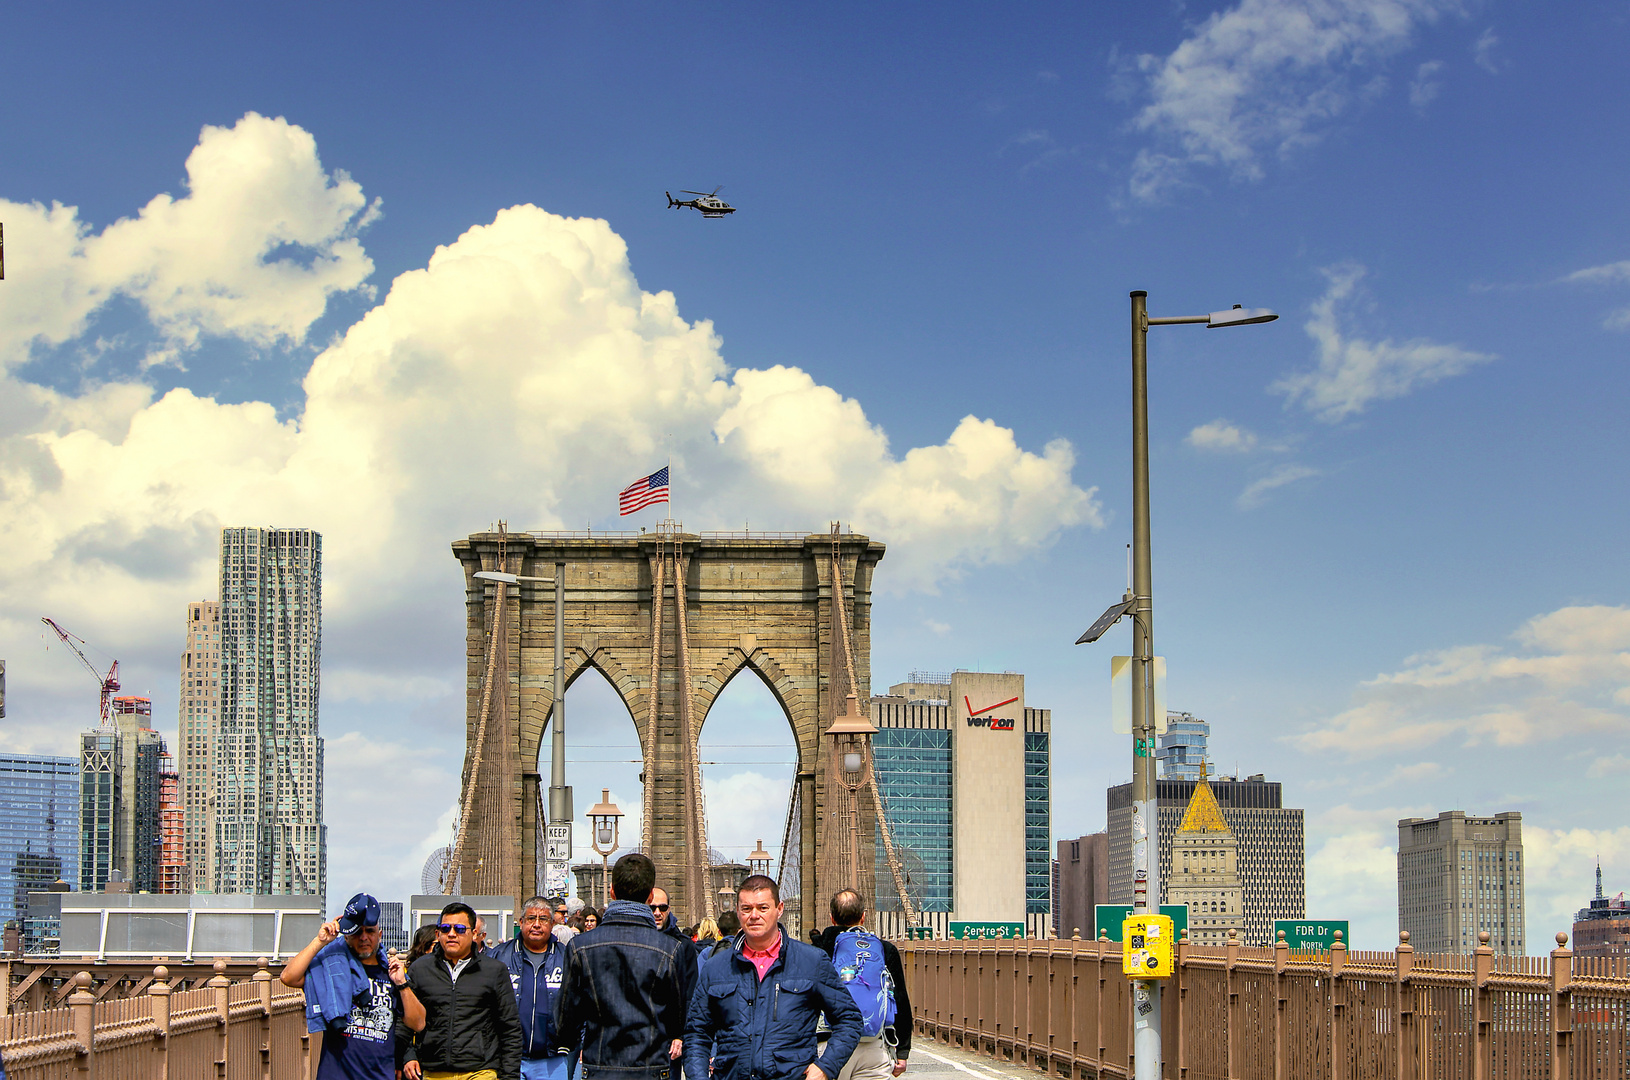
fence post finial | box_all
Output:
[1330,928,1346,977]
[70,970,96,1062]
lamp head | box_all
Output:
[1207,304,1278,328]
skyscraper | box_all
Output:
[1397,811,1525,956]
[0,754,78,943]
[1108,774,1304,946]
[870,671,1051,938]
[1156,712,1212,781]
[79,729,121,893]
[213,527,325,897]
[178,600,221,890]
[111,696,164,893]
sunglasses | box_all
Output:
[436,922,471,935]
[651,904,670,912]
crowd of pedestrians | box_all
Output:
[286,854,912,1080]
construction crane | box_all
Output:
[40,617,120,726]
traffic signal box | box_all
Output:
[1122,914,1175,978]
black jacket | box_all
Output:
[405,948,524,1080]
[813,925,912,1057]
[555,899,696,1072]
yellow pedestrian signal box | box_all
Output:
[1122,914,1174,978]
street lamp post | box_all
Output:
[1077,293,1276,1080]
[748,840,773,879]
[587,788,622,908]
[824,694,877,890]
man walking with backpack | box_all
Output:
[815,891,912,1080]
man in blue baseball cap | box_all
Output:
[283,892,425,1079]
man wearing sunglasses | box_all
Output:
[555,853,695,1080]
[281,892,425,1080]
[403,902,523,1080]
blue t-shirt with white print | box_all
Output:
[316,963,401,1080]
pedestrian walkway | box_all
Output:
[907,1040,1042,1080]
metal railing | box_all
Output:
[901,931,1630,1080]
[0,958,310,1079]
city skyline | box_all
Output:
[1,3,1627,946]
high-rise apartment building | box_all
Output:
[0,754,78,943]
[1397,811,1525,956]
[1157,712,1212,781]
[79,729,121,893]
[178,600,221,889]
[1108,774,1304,945]
[158,755,187,894]
[1166,779,1245,945]
[111,697,164,893]
[213,528,325,897]
[870,671,1051,938]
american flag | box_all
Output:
[618,466,670,516]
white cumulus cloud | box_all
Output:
[1292,605,1630,757]
[1127,0,1461,201]
[0,114,1100,753]
[0,112,376,369]
[1272,262,1493,421]
[1187,418,1260,453]
[1409,60,1445,111]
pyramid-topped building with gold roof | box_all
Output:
[1177,775,1231,834]
[1167,767,1245,945]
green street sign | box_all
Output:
[1275,920,1349,952]
[905,926,936,940]
[1093,905,1188,941]
[948,921,1024,940]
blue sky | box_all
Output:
[2,1,1627,947]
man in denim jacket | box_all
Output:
[555,853,695,1080]
[684,875,863,1080]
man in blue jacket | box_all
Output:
[490,895,571,1080]
[684,875,863,1080]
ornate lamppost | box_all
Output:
[823,693,877,889]
[587,789,622,908]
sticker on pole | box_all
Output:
[1122,914,1174,979]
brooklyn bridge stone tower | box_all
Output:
[448,525,884,930]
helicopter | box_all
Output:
[666,188,736,218]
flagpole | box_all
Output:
[667,453,674,529]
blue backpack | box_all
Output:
[832,928,895,1037]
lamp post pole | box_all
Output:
[1118,291,1277,1080]
[1128,290,1161,1080]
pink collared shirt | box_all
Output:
[741,931,782,981]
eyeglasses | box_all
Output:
[521,915,551,924]
[651,904,670,913]
[436,922,471,935]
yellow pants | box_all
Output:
[425,1071,500,1080]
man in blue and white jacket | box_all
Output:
[490,895,572,1080]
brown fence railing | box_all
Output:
[0,958,311,1079]
[901,931,1630,1080]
